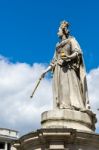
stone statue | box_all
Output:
[41,21,90,111]
[13,23,98,150]
[30,20,97,132]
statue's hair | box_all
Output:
[60,20,70,28]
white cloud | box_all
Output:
[0,56,99,136]
[87,68,99,132]
[0,56,52,135]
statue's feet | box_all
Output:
[59,103,71,109]
[71,106,80,111]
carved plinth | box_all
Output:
[13,128,99,150]
[41,109,96,132]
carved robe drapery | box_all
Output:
[51,36,89,110]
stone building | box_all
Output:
[0,128,18,150]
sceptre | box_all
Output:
[30,74,44,98]
[30,66,52,98]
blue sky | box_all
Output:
[0,0,99,71]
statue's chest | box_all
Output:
[57,43,71,57]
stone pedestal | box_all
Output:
[13,109,98,150]
[13,128,99,150]
[41,109,96,132]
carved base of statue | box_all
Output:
[41,109,97,132]
[13,128,99,150]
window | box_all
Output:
[0,142,5,149]
[7,143,11,150]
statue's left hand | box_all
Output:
[66,52,78,60]
[61,54,70,61]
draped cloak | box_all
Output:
[51,36,90,110]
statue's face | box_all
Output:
[57,28,63,38]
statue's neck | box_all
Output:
[61,35,67,41]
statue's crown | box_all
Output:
[60,21,70,29]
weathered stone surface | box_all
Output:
[41,109,96,132]
[13,128,99,150]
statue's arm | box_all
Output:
[67,51,78,59]
[65,37,82,60]
[41,51,57,77]
[41,65,52,77]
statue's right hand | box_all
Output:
[41,72,46,78]
[41,66,52,78]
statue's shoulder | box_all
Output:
[68,36,79,46]
[68,36,76,41]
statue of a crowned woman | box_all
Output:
[42,21,90,111]
[30,21,96,131]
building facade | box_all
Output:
[0,128,18,150]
